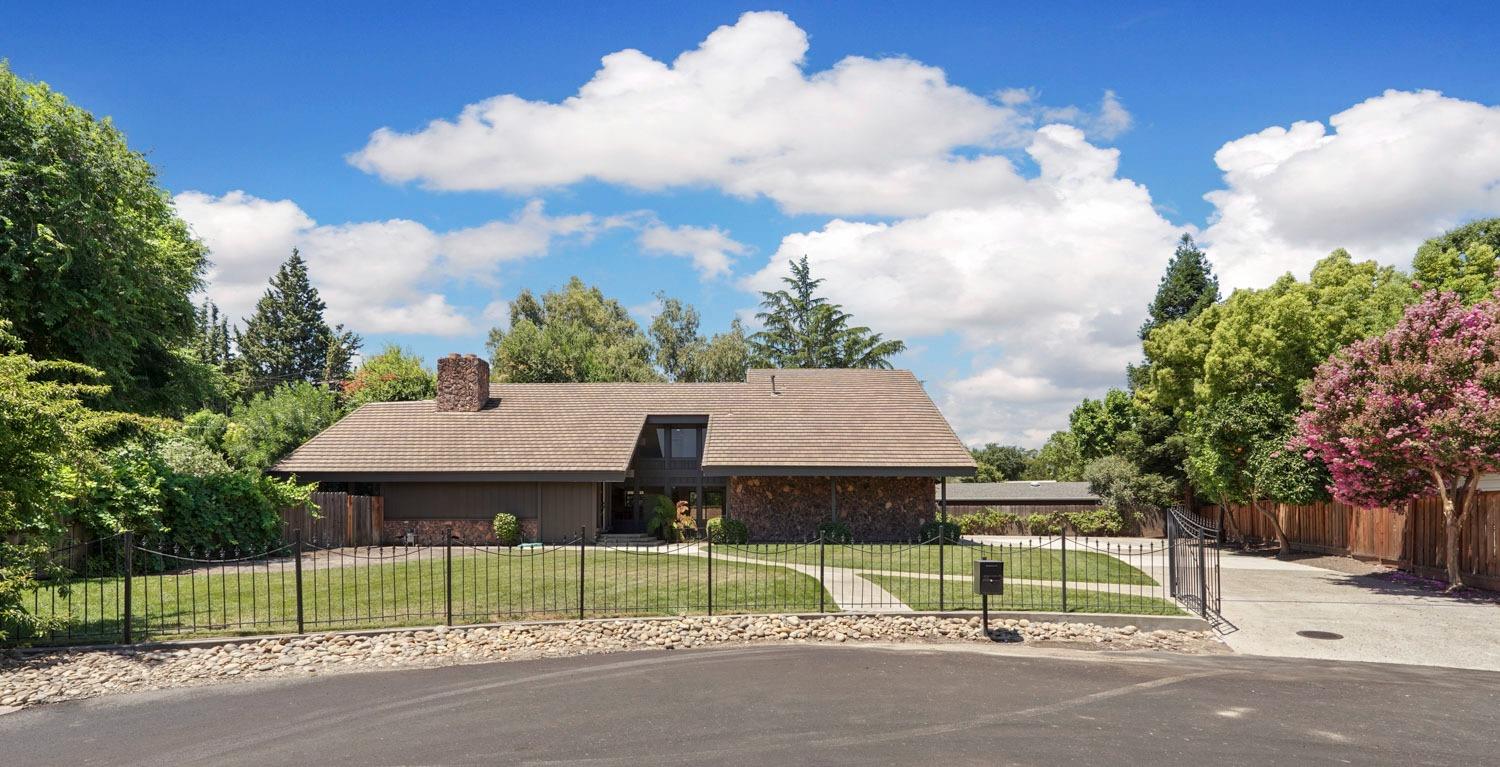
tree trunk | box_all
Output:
[1252,497,1292,557]
[1430,468,1470,591]
[1443,515,1463,589]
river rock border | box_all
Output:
[1,615,1225,709]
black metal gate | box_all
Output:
[1166,508,1222,622]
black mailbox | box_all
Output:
[973,559,1004,595]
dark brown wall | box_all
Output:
[381,481,598,543]
[383,482,543,521]
[728,475,935,541]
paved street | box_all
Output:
[5,643,1497,766]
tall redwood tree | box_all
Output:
[1298,289,1500,588]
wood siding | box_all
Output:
[381,481,597,544]
[382,482,544,521]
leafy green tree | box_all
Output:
[1083,454,1177,523]
[224,382,341,471]
[235,250,361,394]
[1023,431,1085,481]
[1413,218,1500,304]
[1140,234,1219,340]
[0,321,150,638]
[750,256,906,368]
[650,293,703,382]
[1143,249,1413,416]
[342,345,435,408]
[1069,389,1138,460]
[486,277,658,383]
[694,320,751,382]
[964,443,1035,482]
[0,64,212,414]
[1186,392,1327,555]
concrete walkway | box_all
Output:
[1217,551,1500,670]
[682,545,913,612]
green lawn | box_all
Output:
[12,548,830,645]
[712,542,1157,585]
[862,574,1181,615]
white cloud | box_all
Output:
[745,125,1183,446]
[638,224,747,278]
[348,11,1128,218]
[175,192,605,336]
[1202,89,1500,289]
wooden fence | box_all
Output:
[1208,493,1500,590]
[280,492,384,547]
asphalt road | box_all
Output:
[4,644,1497,766]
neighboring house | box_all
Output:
[939,481,1101,516]
[274,355,975,543]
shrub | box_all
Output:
[957,508,1019,535]
[706,517,748,544]
[492,512,521,546]
[919,519,961,543]
[1025,513,1063,536]
[818,521,852,544]
[1065,507,1126,536]
[159,470,309,554]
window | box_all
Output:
[670,428,700,459]
[636,429,665,459]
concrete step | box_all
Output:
[596,534,663,546]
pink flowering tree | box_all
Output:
[1298,289,1500,588]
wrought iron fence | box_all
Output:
[1166,508,1222,621]
[5,526,1199,647]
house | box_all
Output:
[274,355,976,543]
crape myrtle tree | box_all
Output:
[1299,289,1500,588]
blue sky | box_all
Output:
[6,2,1500,444]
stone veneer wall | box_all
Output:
[382,518,540,546]
[728,476,936,541]
[436,353,490,412]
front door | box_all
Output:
[609,484,648,534]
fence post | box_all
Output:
[121,531,133,644]
[445,526,453,626]
[1060,532,1068,613]
[293,529,305,634]
[706,524,714,617]
[1197,527,1208,620]
[939,478,947,612]
[818,534,826,613]
[1166,512,1178,598]
[578,526,586,620]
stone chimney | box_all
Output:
[436,353,491,412]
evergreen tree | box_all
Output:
[1139,234,1220,340]
[193,301,233,369]
[750,256,906,368]
[235,250,360,394]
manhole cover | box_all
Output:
[1296,630,1344,640]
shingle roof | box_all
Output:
[274,369,976,480]
[940,481,1099,503]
